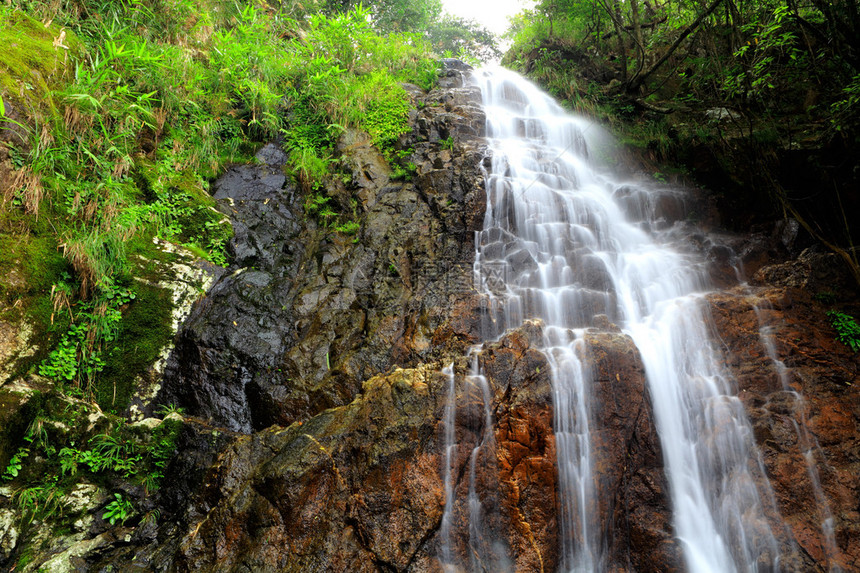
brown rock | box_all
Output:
[585,331,681,572]
[707,286,860,571]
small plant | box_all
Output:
[14,481,63,526]
[156,403,185,417]
[141,508,161,525]
[3,448,29,480]
[814,292,836,305]
[334,220,360,236]
[103,493,134,525]
[439,136,455,150]
[827,310,860,353]
[391,161,417,181]
[303,193,337,226]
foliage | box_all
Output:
[1,0,439,409]
[37,280,133,394]
[425,15,502,63]
[52,418,182,491]
[13,480,63,527]
[831,73,860,133]
[351,71,413,151]
[3,447,29,480]
[304,193,338,226]
[103,493,134,525]
[827,310,860,353]
[324,0,443,34]
[505,0,858,115]
[2,398,183,537]
[721,5,805,102]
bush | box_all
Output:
[827,310,860,353]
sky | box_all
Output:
[439,0,534,38]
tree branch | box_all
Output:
[626,0,725,92]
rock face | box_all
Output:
[708,284,860,571]
[583,330,680,572]
[5,61,860,573]
[107,327,565,572]
[156,61,487,433]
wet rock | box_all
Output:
[707,286,860,570]
[156,325,560,573]
[158,60,488,432]
[484,327,558,571]
[168,364,449,572]
[506,248,538,276]
[584,331,681,572]
[123,239,222,422]
[753,247,856,294]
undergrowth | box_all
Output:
[0,0,438,406]
[827,310,860,353]
[2,394,182,530]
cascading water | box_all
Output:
[753,302,841,571]
[439,350,511,572]
[440,363,457,570]
[442,65,789,571]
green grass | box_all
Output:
[0,0,438,406]
[0,8,81,111]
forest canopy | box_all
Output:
[504,0,859,282]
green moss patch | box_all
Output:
[97,279,173,413]
[0,232,67,302]
[0,8,80,113]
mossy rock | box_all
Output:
[0,229,73,379]
[96,279,173,415]
[0,7,81,118]
[131,158,233,266]
[0,233,68,305]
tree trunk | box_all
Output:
[627,0,725,92]
[611,0,628,84]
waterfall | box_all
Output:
[440,65,787,572]
[439,350,512,572]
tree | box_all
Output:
[324,0,443,34]
[425,15,501,63]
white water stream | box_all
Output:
[753,302,841,571]
[440,66,788,571]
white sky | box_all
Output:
[440,0,535,38]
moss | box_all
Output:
[14,546,34,570]
[126,235,179,273]
[96,280,173,414]
[0,8,80,114]
[0,227,73,378]
[0,233,68,299]
[131,158,232,265]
